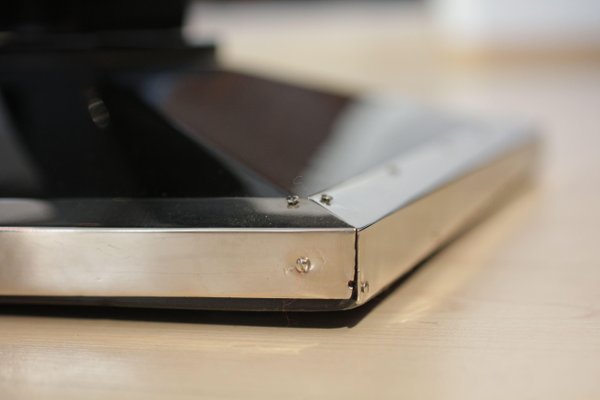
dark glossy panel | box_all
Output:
[0,49,351,198]
[0,60,249,198]
[151,71,349,194]
[0,49,458,200]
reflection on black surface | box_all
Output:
[0,68,249,197]
[135,72,455,196]
[0,58,353,198]
[0,52,455,200]
[152,71,349,195]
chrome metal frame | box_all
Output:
[0,122,539,311]
[310,123,539,306]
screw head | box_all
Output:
[320,194,333,205]
[88,97,110,129]
[360,281,370,294]
[286,195,300,208]
[295,257,313,273]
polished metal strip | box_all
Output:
[309,122,539,306]
[0,228,356,300]
[355,142,538,304]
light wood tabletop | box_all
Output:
[2,3,600,399]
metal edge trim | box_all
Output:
[308,126,540,306]
[0,227,357,301]
[354,139,539,304]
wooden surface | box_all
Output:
[2,4,600,399]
